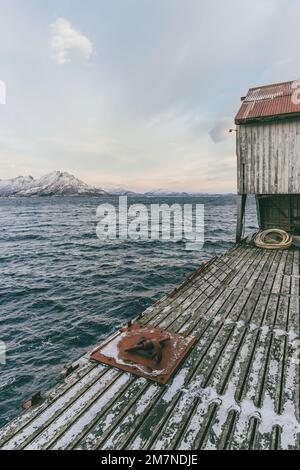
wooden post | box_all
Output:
[236,194,247,243]
[255,195,261,229]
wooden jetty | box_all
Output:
[0,242,299,450]
[1,79,300,450]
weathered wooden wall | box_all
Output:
[237,119,300,194]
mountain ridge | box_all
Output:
[0,171,107,197]
[0,171,235,197]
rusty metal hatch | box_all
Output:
[90,323,197,384]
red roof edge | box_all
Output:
[235,79,300,124]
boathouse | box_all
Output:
[0,81,299,450]
[235,80,300,241]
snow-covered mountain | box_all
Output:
[0,175,35,196]
[0,172,234,197]
[103,185,141,196]
[0,171,107,197]
[143,189,218,197]
[103,186,222,197]
[144,189,191,197]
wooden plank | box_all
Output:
[236,195,247,242]
[111,249,276,449]
[238,120,300,194]
[19,252,251,450]
[1,245,299,450]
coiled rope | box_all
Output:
[254,229,292,250]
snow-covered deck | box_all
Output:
[0,243,299,450]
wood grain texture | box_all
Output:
[0,244,299,450]
[237,119,300,194]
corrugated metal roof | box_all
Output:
[235,80,300,124]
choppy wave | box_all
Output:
[0,195,257,426]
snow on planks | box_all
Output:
[0,243,299,450]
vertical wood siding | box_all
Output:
[237,119,300,194]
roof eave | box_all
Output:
[235,111,300,125]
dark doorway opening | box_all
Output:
[257,195,300,234]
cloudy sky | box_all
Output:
[0,0,299,192]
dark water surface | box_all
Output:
[0,195,257,426]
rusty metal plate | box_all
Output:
[90,323,197,384]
